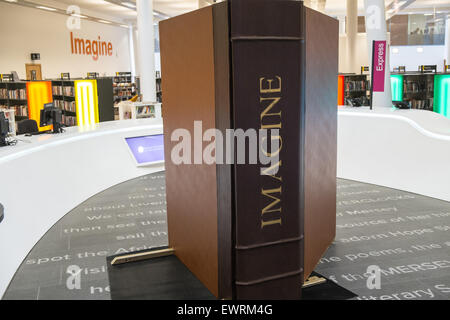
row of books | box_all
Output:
[52,85,75,97]
[345,80,367,92]
[7,105,28,117]
[408,98,434,110]
[0,88,27,100]
[113,76,132,84]
[156,80,162,93]
[54,99,76,112]
[113,83,135,88]
[136,105,156,119]
[115,89,134,97]
[62,115,76,127]
[404,81,434,94]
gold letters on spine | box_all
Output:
[259,76,283,229]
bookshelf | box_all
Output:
[390,73,435,111]
[403,74,434,111]
[156,71,162,103]
[0,82,29,121]
[113,72,136,103]
[52,78,114,126]
[51,79,77,127]
[338,74,370,106]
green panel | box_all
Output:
[391,75,404,101]
[434,75,450,118]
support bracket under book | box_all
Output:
[110,247,174,266]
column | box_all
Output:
[364,0,392,108]
[317,0,326,13]
[338,15,346,35]
[445,17,450,66]
[198,0,210,8]
[346,0,358,74]
[136,0,156,102]
[128,25,136,80]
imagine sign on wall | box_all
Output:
[70,32,113,61]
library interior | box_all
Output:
[0,0,450,302]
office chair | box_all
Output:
[17,119,39,135]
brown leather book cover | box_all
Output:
[160,0,337,300]
[230,0,304,300]
[303,7,338,281]
[160,2,232,299]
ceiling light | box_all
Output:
[392,48,399,54]
[4,0,18,3]
[98,19,112,24]
[417,47,424,53]
[424,13,433,16]
[121,2,136,9]
[71,13,87,19]
[36,6,57,11]
[120,24,130,28]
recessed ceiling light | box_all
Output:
[98,19,112,24]
[417,47,424,53]
[121,2,136,9]
[4,0,18,3]
[36,6,57,11]
[392,48,399,54]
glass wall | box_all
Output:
[355,14,447,46]
[388,14,446,46]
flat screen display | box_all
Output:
[125,134,165,166]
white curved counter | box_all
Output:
[0,119,164,298]
[338,106,450,202]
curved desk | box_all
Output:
[0,119,164,298]
[338,106,450,202]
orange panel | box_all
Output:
[337,75,345,106]
[26,81,53,131]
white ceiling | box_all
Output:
[4,0,450,24]
[324,0,450,16]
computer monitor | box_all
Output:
[40,103,63,133]
[0,112,10,147]
[125,134,165,167]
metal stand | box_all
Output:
[111,247,174,266]
[302,275,327,288]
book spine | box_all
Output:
[230,0,304,299]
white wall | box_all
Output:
[390,45,446,72]
[0,2,132,79]
[339,32,447,73]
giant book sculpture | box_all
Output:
[158,0,338,300]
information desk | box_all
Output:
[0,119,164,298]
[338,106,450,202]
